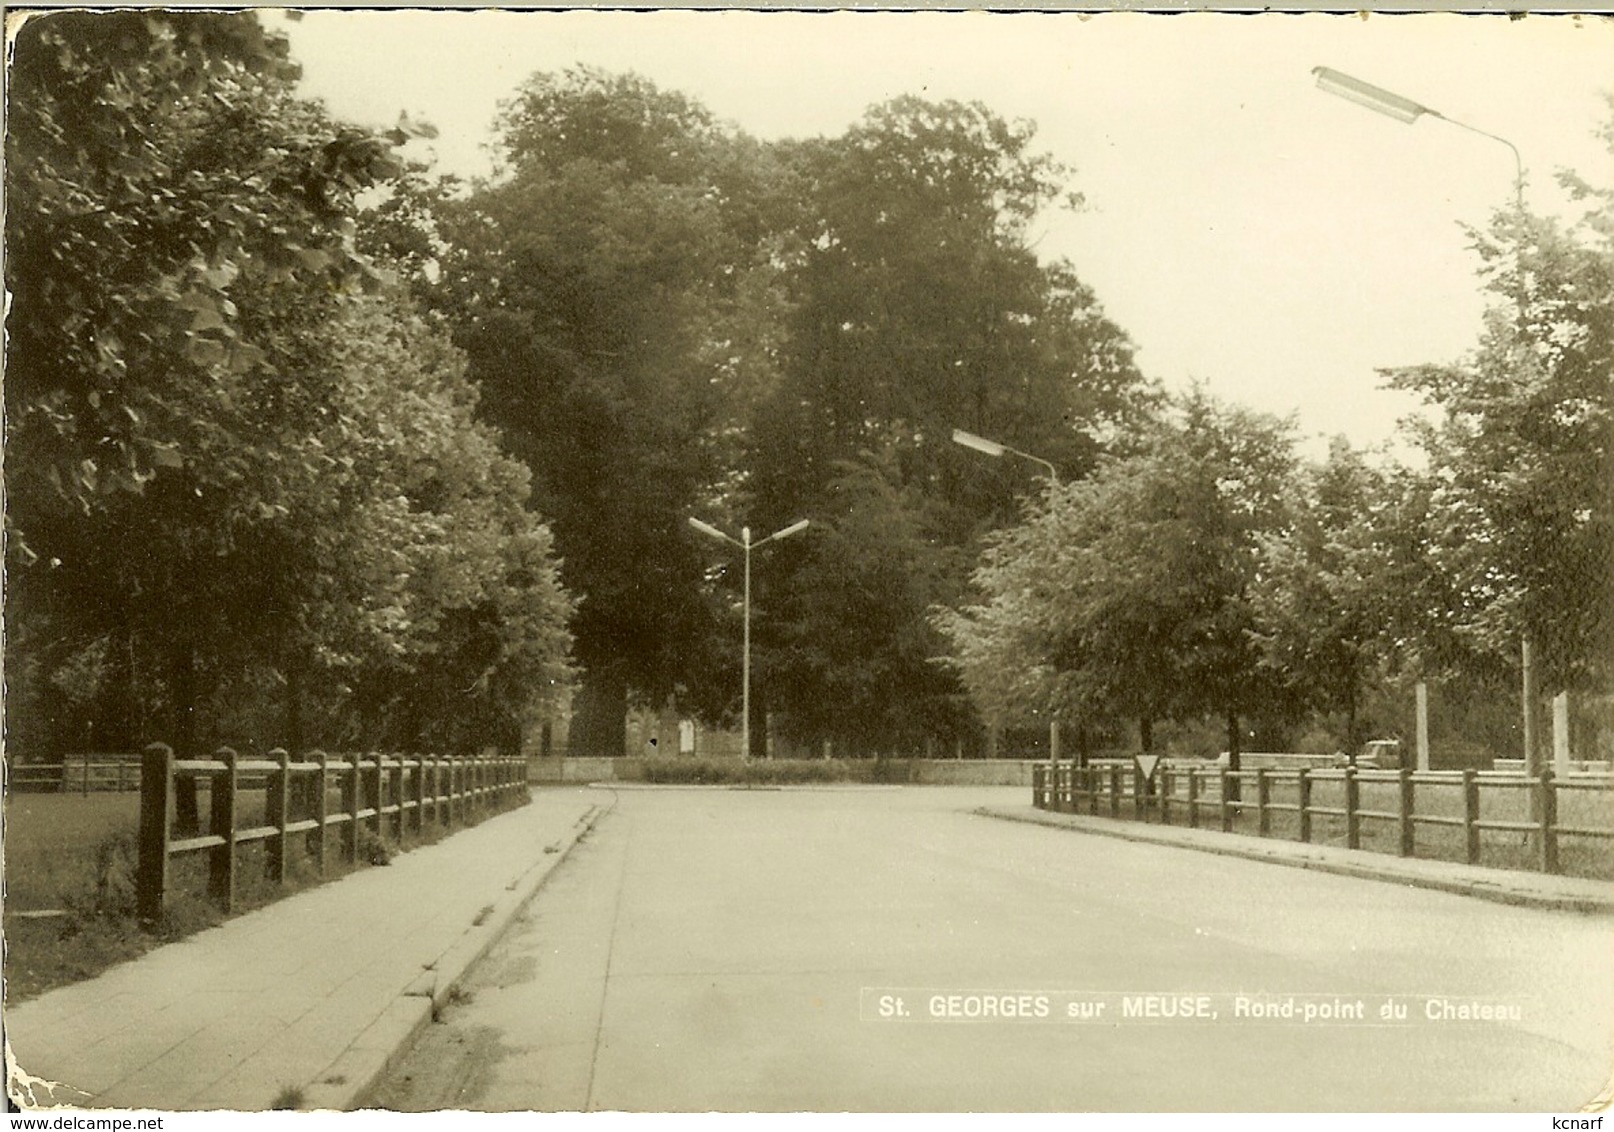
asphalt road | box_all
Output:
[368,786,1613,1112]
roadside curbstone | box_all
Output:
[300,800,610,1112]
[975,804,1614,915]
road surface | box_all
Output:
[369,786,1613,1112]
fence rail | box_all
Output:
[1033,761,1614,877]
[137,743,527,922]
[8,757,144,794]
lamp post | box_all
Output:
[952,428,1064,765]
[951,428,1059,485]
[1311,68,1523,215]
[688,516,809,760]
[1312,65,1539,778]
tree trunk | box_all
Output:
[749,685,767,759]
[1140,716,1154,754]
[1344,675,1359,761]
[1225,710,1242,801]
[171,636,200,834]
[1077,724,1091,769]
[568,666,628,758]
[285,654,305,755]
[91,597,138,753]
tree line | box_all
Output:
[6,12,1609,765]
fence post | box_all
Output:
[1398,768,1414,858]
[1219,767,1233,833]
[1297,768,1312,843]
[313,752,329,875]
[442,756,452,825]
[1462,768,1481,865]
[1033,763,1044,808]
[414,755,427,837]
[1186,769,1200,829]
[119,759,129,793]
[390,755,405,844]
[1344,766,1360,850]
[208,748,239,913]
[1538,768,1558,874]
[369,753,385,842]
[344,755,360,863]
[266,748,291,885]
[82,754,91,797]
[450,757,461,825]
[1108,764,1121,819]
[1133,764,1145,821]
[1160,767,1172,826]
[136,743,175,924]
[421,756,432,828]
[1256,769,1270,837]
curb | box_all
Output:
[585,782,904,792]
[975,805,1614,915]
[301,797,613,1112]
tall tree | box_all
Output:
[1249,439,1399,751]
[4,12,573,757]
[748,97,1151,752]
[939,391,1299,764]
[1382,145,1613,695]
[427,68,785,754]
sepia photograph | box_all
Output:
[3,4,1612,1120]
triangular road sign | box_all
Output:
[1134,754,1161,780]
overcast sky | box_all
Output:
[283,10,1613,454]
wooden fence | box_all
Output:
[1033,761,1614,876]
[8,756,143,794]
[137,743,527,923]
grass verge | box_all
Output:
[2,788,529,1002]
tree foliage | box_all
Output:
[938,391,1299,755]
[4,12,573,758]
[1382,152,1614,692]
[744,98,1153,751]
[419,68,791,754]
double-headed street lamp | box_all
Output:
[1312,65,1540,777]
[688,516,809,760]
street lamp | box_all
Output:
[1311,66,1523,216]
[951,428,1059,485]
[1312,65,1539,777]
[952,428,1064,766]
[688,516,809,760]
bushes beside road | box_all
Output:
[621,758,894,786]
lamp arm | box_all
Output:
[1003,445,1059,485]
[1429,112,1525,214]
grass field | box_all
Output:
[5,792,142,911]
[2,785,524,1002]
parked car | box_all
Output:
[1333,739,1403,769]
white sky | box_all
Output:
[283,10,1614,454]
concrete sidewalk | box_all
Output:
[979,803,1614,914]
[5,787,609,1113]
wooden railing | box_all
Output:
[8,756,143,794]
[1033,761,1613,876]
[136,743,527,923]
